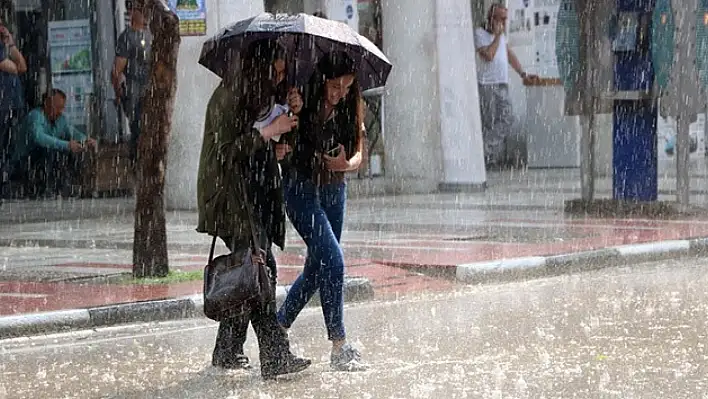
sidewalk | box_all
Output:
[3,168,708,332]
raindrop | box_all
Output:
[598,371,611,391]
[493,364,506,388]
[516,375,529,397]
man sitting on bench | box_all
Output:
[9,89,96,198]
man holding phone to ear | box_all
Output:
[475,3,535,169]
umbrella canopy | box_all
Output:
[199,13,392,91]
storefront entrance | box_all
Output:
[2,0,131,198]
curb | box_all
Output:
[456,239,699,284]
[0,277,374,340]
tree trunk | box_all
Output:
[132,0,181,278]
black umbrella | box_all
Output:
[198,13,392,91]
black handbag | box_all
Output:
[203,171,273,322]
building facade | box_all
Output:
[2,0,122,143]
[163,0,493,209]
[1,0,501,208]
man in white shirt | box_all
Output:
[475,4,533,168]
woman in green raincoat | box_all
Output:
[196,40,307,380]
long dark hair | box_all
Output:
[231,40,288,125]
[300,51,364,152]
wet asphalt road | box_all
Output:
[3,258,708,398]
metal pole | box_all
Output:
[576,0,600,202]
[671,0,699,207]
[580,113,595,201]
[379,92,388,176]
[588,111,596,199]
[676,114,691,206]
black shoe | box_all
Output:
[261,354,312,380]
[212,354,251,370]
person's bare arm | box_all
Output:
[112,56,128,98]
[345,99,368,172]
[345,129,366,171]
[0,58,18,74]
[325,101,368,173]
[8,45,26,74]
[507,46,526,78]
[0,28,26,74]
[477,34,502,62]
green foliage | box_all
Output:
[176,0,199,10]
[124,269,203,285]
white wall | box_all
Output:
[323,0,358,30]
[379,0,443,192]
[507,44,532,137]
[436,0,486,187]
[165,1,264,210]
[593,114,613,176]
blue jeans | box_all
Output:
[277,175,347,341]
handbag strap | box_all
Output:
[236,163,263,253]
[208,234,218,263]
[207,177,261,263]
[208,148,264,263]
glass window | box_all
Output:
[265,0,304,14]
[45,0,97,134]
[357,0,382,48]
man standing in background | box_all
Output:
[475,3,533,169]
[112,0,152,170]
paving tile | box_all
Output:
[0,262,455,316]
[5,166,708,318]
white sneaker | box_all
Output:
[330,344,369,372]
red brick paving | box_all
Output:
[379,217,708,269]
[4,216,708,317]
[0,261,454,317]
[345,264,455,299]
[0,280,202,316]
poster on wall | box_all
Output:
[168,0,207,36]
[326,0,358,30]
[657,113,706,161]
[47,19,94,128]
